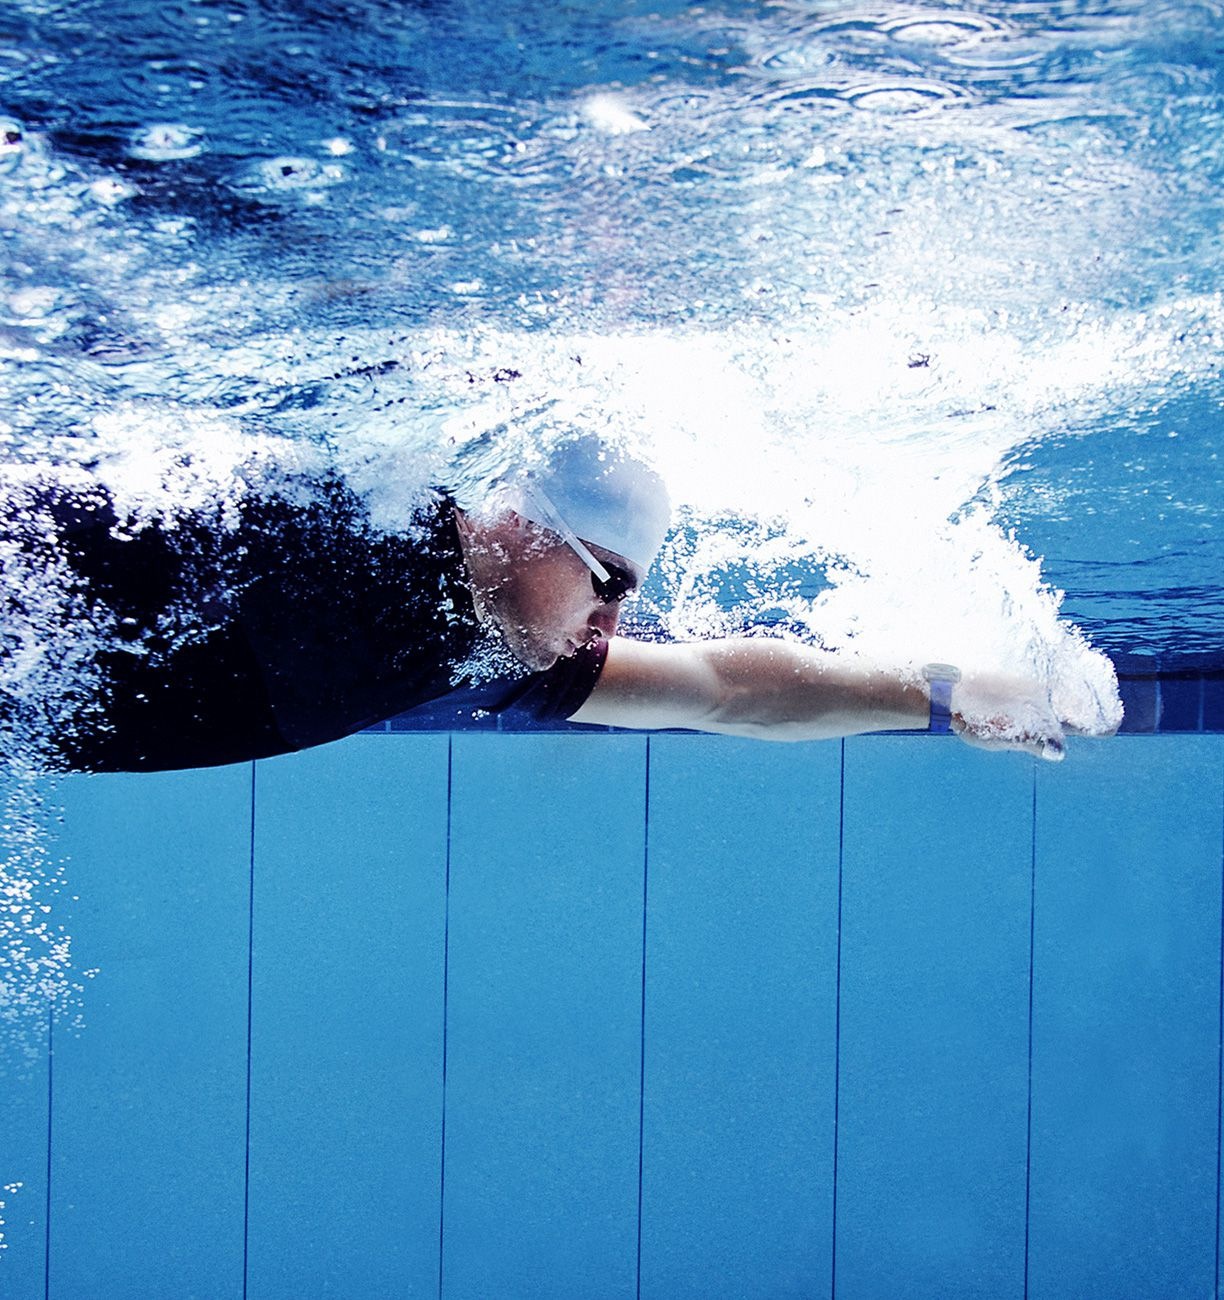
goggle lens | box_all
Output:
[591,561,637,604]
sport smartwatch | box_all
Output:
[922,663,962,734]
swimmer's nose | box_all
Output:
[588,604,620,641]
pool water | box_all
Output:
[1,0,1219,680]
[1,0,1222,1294]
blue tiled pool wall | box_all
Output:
[2,732,1223,1299]
[1116,668,1224,734]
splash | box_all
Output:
[336,307,1213,736]
[12,265,1209,769]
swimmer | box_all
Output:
[457,437,1081,762]
[7,433,1088,773]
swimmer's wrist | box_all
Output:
[921,662,962,734]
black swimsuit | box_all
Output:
[18,474,605,773]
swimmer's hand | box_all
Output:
[948,671,1117,763]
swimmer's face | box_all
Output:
[476,516,641,671]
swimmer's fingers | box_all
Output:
[939,670,1119,760]
[949,670,1106,761]
[952,718,1067,762]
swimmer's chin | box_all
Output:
[504,633,583,673]
[538,639,582,671]
[508,642,567,672]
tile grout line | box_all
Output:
[43,1000,53,1300]
[636,737,651,1300]
[243,761,256,1300]
[830,739,845,1300]
[1215,749,1224,1300]
[1024,763,1037,1300]
[438,737,453,1300]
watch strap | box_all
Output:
[922,663,962,734]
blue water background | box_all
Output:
[1,0,1220,660]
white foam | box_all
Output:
[52,405,328,529]
[582,94,650,136]
[357,302,1224,737]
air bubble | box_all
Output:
[7,286,60,320]
[88,177,136,206]
[0,118,24,175]
[231,156,347,198]
[127,123,205,162]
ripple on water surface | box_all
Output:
[126,121,205,162]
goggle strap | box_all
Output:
[516,479,613,583]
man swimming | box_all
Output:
[453,436,1076,760]
[3,431,1079,772]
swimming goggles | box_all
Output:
[589,556,638,605]
[516,478,639,604]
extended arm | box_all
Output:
[570,637,1075,759]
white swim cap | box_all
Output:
[514,434,671,575]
